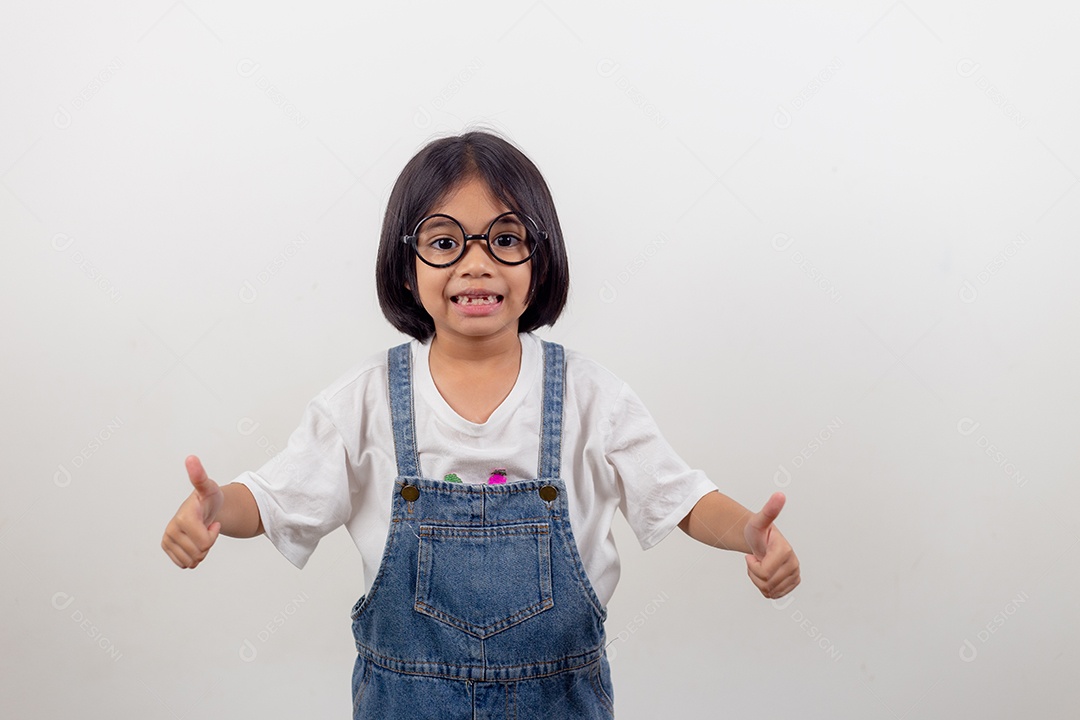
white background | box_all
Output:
[2,1,1077,718]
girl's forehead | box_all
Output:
[429,175,513,217]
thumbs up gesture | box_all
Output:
[161,456,224,569]
[743,492,800,599]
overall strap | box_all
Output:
[387,342,420,478]
[538,341,566,479]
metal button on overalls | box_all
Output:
[349,341,614,719]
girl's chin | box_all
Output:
[432,308,525,337]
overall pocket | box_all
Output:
[415,521,553,638]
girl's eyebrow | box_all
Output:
[421,217,458,230]
[422,214,523,231]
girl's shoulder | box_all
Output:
[533,335,626,399]
[317,346,397,406]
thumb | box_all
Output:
[185,455,219,500]
[207,521,221,545]
[750,491,785,530]
[745,492,786,560]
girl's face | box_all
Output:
[412,175,532,346]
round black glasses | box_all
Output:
[402,211,546,268]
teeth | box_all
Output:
[456,295,498,306]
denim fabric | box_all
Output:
[350,341,613,719]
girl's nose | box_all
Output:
[456,238,495,275]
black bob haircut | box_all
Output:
[376,131,570,342]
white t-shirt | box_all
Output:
[235,332,717,606]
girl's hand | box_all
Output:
[743,492,800,599]
[161,456,224,569]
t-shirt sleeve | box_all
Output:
[233,393,352,569]
[605,382,718,550]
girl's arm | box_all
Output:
[679,490,801,599]
[677,490,756,553]
[161,455,263,569]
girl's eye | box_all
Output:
[492,233,523,248]
[429,237,458,252]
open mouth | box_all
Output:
[452,294,502,306]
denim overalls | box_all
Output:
[349,341,614,719]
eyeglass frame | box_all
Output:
[402,211,548,268]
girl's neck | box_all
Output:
[428,328,522,368]
[427,329,523,424]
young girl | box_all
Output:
[162,130,800,718]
